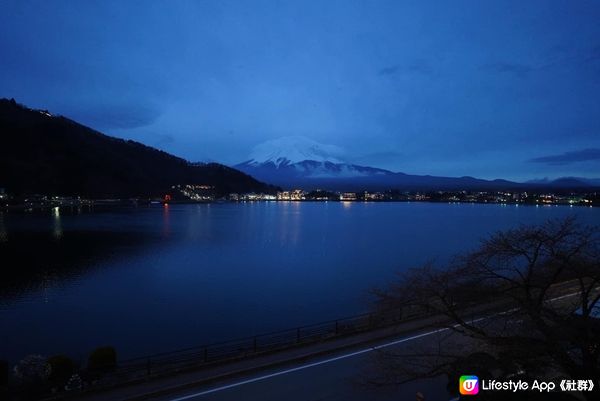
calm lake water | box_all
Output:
[0,202,598,363]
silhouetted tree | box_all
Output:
[371,218,600,400]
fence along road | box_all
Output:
[75,279,587,401]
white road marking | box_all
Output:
[168,326,451,401]
[168,290,584,401]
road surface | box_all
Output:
[80,283,586,401]
[146,327,456,401]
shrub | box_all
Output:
[88,346,117,373]
[12,355,50,398]
[64,373,82,391]
[47,355,75,387]
[13,355,50,383]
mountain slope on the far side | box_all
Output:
[235,136,600,192]
[0,98,275,197]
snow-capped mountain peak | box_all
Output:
[235,136,395,187]
[247,136,345,166]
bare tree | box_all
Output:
[371,217,600,400]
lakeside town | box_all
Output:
[0,185,597,211]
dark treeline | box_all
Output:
[0,99,276,198]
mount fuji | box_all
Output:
[235,136,393,186]
[234,137,600,191]
[244,136,347,167]
[234,137,521,191]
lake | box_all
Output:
[0,202,598,363]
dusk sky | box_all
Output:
[1,0,599,181]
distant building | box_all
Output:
[277,189,305,201]
[340,192,357,201]
[277,191,291,201]
[364,191,384,201]
[176,184,215,201]
[290,189,305,200]
[237,193,276,201]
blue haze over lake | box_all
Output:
[0,202,598,363]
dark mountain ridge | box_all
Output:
[0,99,275,197]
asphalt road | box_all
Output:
[148,328,456,401]
[82,282,586,401]
[146,289,585,401]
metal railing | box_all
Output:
[67,280,555,393]
[31,278,584,401]
[99,304,428,385]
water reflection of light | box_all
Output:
[342,201,352,209]
[52,206,63,239]
[0,212,7,242]
[278,202,301,246]
[187,203,213,238]
[41,271,58,304]
[162,203,171,237]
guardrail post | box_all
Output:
[296,328,301,343]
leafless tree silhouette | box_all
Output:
[369,217,600,400]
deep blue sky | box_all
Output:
[1,1,599,180]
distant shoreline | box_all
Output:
[0,197,595,213]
